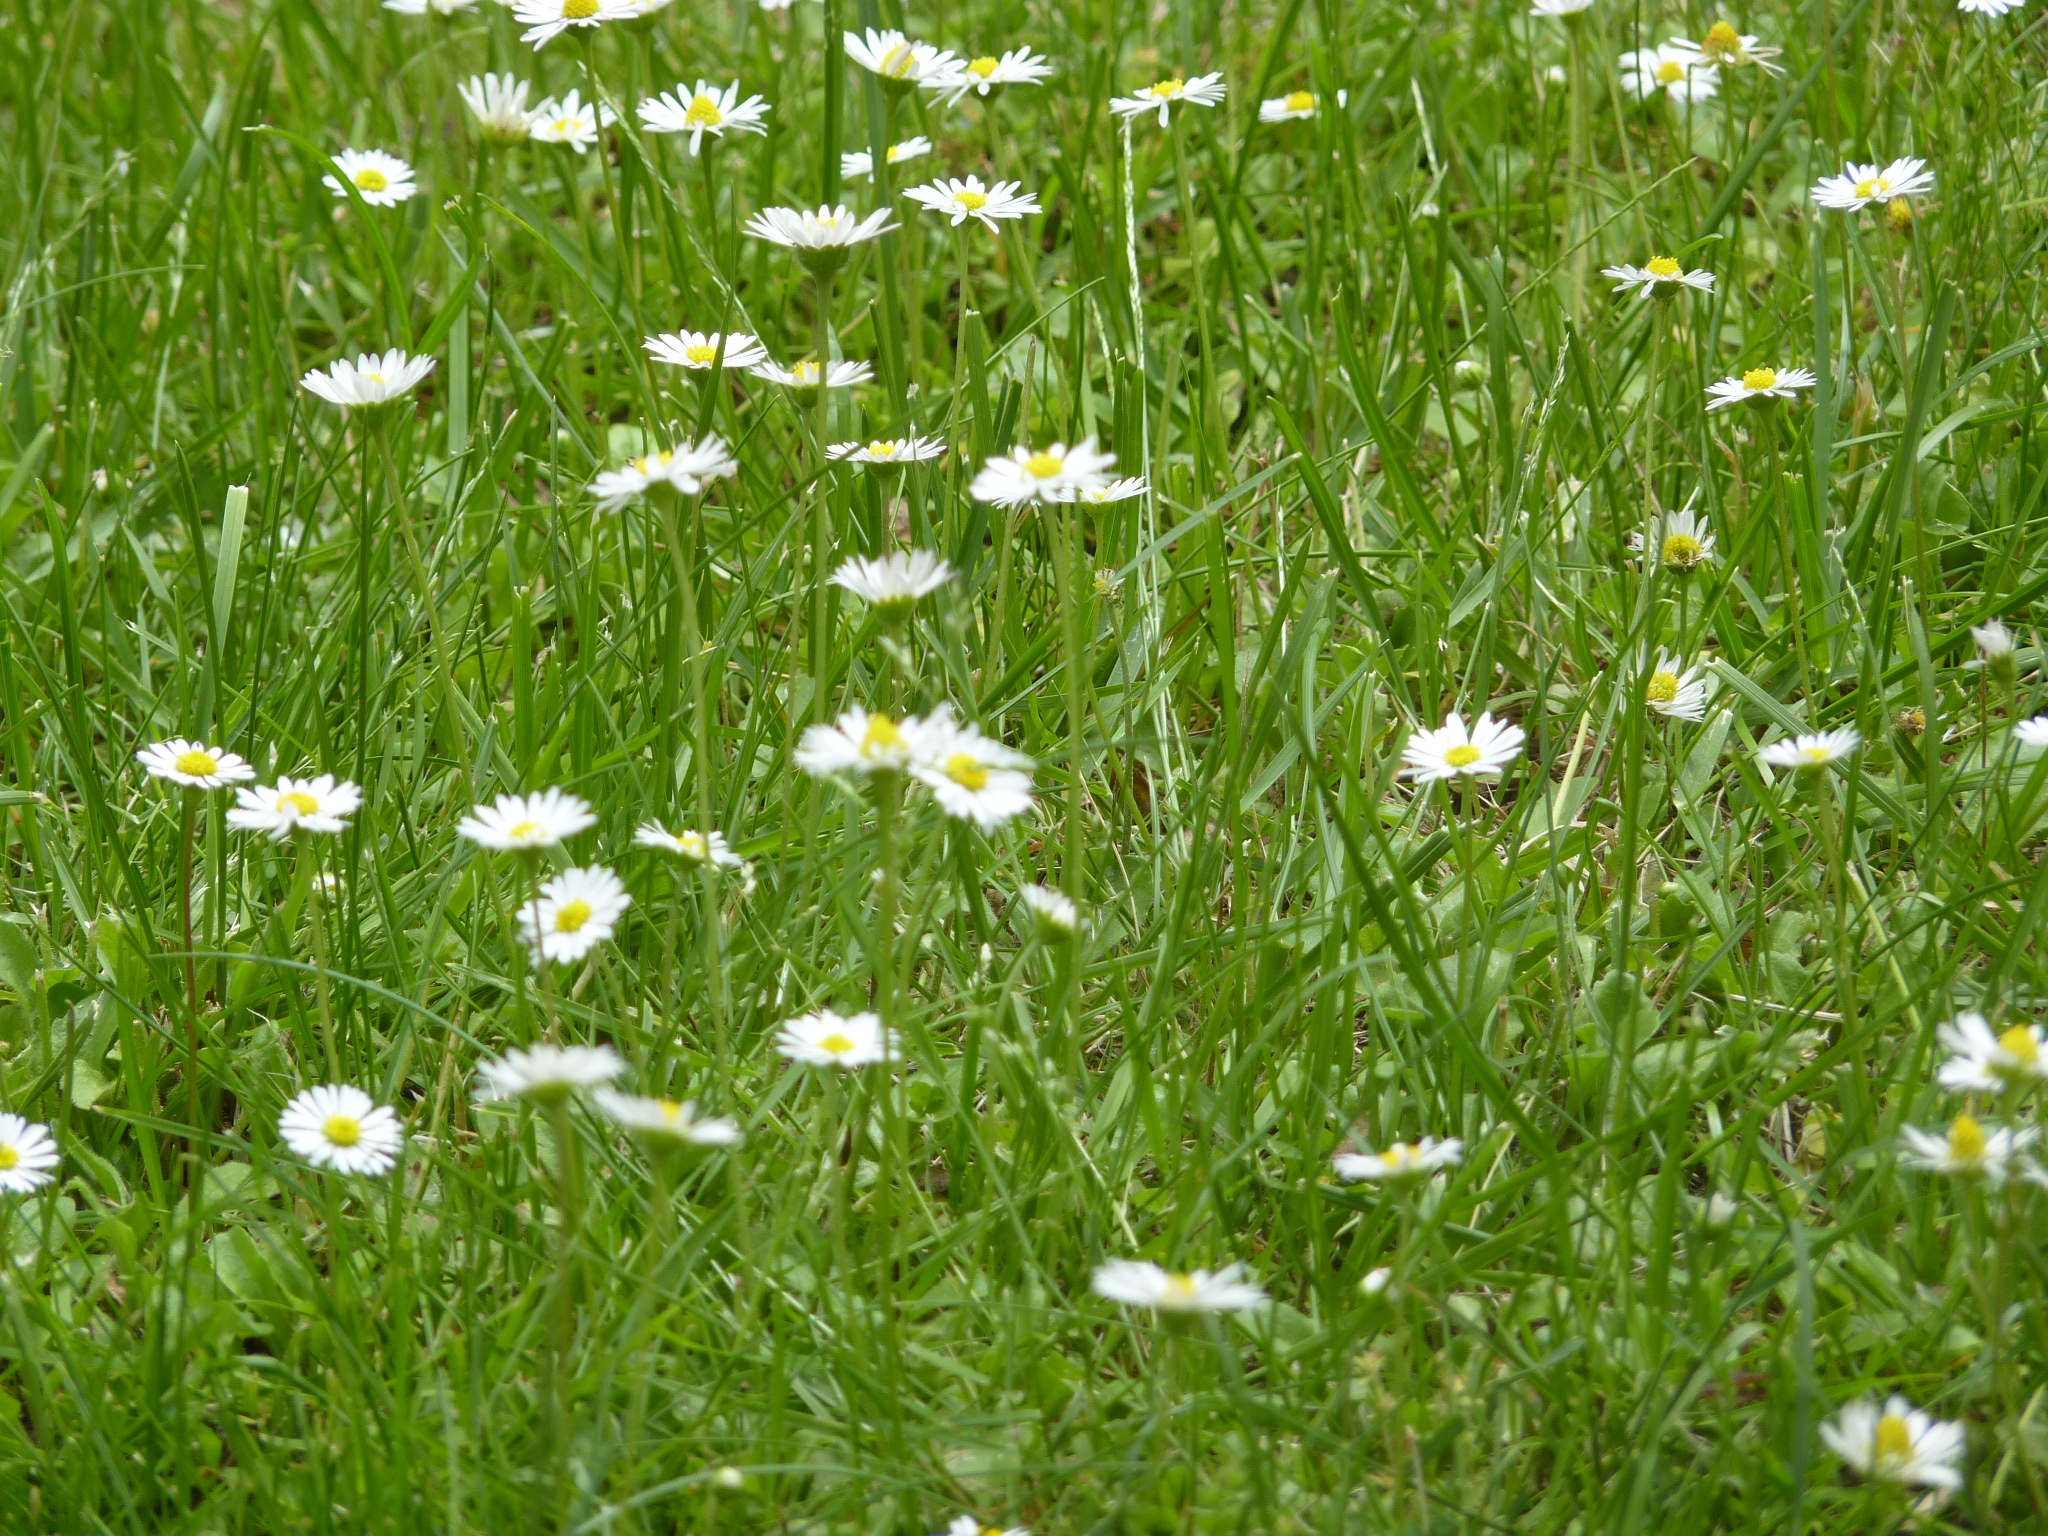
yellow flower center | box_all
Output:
[1380,1145,1410,1166]
[1854,175,1889,201]
[945,753,991,791]
[1025,451,1065,479]
[1800,744,1833,763]
[968,56,999,77]
[678,832,707,858]
[507,820,543,841]
[324,1114,363,1148]
[352,167,389,193]
[683,95,723,127]
[885,143,913,162]
[1162,1272,1197,1299]
[685,343,718,364]
[1654,60,1686,84]
[175,749,219,777]
[0,1147,18,1171]
[553,898,593,933]
[1646,671,1680,704]
[1662,533,1702,567]
[1703,21,1741,53]
[364,371,385,384]
[1999,1024,2039,1064]
[861,714,905,757]
[1284,90,1316,113]
[562,0,600,17]
[1151,78,1186,98]
[657,1099,684,1121]
[1948,1113,1987,1162]
[819,1032,856,1055]
[1874,1413,1915,1463]
[1886,196,1914,230]
[881,42,917,77]
[279,791,321,816]
[1741,367,1778,391]
[791,361,821,385]
[1444,744,1483,769]
[867,441,897,458]
[1645,256,1681,278]
[955,189,988,211]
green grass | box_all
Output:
[4,0,2048,1528]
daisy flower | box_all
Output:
[322,149,418,206]
[2016,716,2048,748]
[1620,45,1718,103]
[1819,1398,1964,1489]
[1531,0,1595,13]
[278,1084,404,1175]
[459,73,533,143]
[1401,713,1525,783]
[634,823,745,867]
[743,205,898,271]
[386,0,479,12]
[593,1090,742,1150]
[1901,1113,2035,1184]
[1109,72,1228,128]
[1958,0,2025,15]
[519,864,632,966]
[1705,365,1816,409]
[1332,1136,1465,1182]
[0,1114,58,1194]
[826,436,946,465]
[638,81,771,155]
[1936,1011,2048,1090]
[831,550,955,615]
[527,90,614,151]
[843,28,964,91]
[1601,256,1715,297]
[936,1519,1028,1536]
[299,349,437,409]
[589,439,739,510]
[476,1043,625,1105]
[904,176,1041,232]
[795,707,918,777]
[904,708,1036,830]
[1971,619,2015,661]
[842,137,933,179]
[456,787,596,851]
[943,47,1054,103]
[1259,89,1319,122]
[138,739,255,790]
[1757,728,1861,772]
[1090,1260,1266,1313]
[226,775,363,840]
[511,0,621,49]
[1643,653,1709,722]
[1081,476,1149,504]
[751,357,874,390]
[969,438,1117,505]
[776,1009,899,1068]
[1016,883,1082,940]
[1679,22,1783,71]
[645,330,770,371]
[1628,506,1716,571]
[1813,157,1934,212]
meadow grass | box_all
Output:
[2,0,2048,1528]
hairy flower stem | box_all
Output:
[302,836,343,1081]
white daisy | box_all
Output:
[589,438,739,510]
[455,788,596,851]
[1971,620,2015,661]
[1080,475,1149,503]
[1601,256,1715,297]
[511,0,623,48]
[825,436,946,465]
[1757,728,1861,772]
[593,1090,742,1150]
[842,28,964,91]
[1705,365,1816,409]
[225,775,363,840]
[968,438,1117,505]
[1620,44,1718,103]
[1819,1397,1964,1489]
[795,707,919,777]
[1643,653,1709,722]
[386,0,479,12]
[1530,0,1595,13]
[750,357,874,390]
[1900,1113,2035,1184]
[1090,1259,1266,1313]
[1628,506,1716,570]
[831,550,955,614]
[943,47,1054,103]
[936,1518,1028,1536]
[299,349,437,409]
[1016,883,1082,939]
[841,137,934,179]
[776,1009,899,1068]
[527,90,614,151]
[322,149,418,207]
[1109,72,1228,128]
[904,175,1041,232]
[1936,1012,2048,1090]
[638,81,771,156]
[1958,0,2025,14]
[2015,716,2048,748]
[1678,22,1783,72]
[277,1084,404,1175]
[1258,89,1319,122]
[904,708,1036,830]
[459,73,534,143]
[1401,713,1525,783]
[518,864,632,966]
[0,1114,58,1194]
[138,738,256,789]
[1813,157,1935,212]
[743,205,898,271]
[645,330,770,371]
[634,823,745,867]
[476,1042,625,1104]
[1332,1137,1465,1182]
